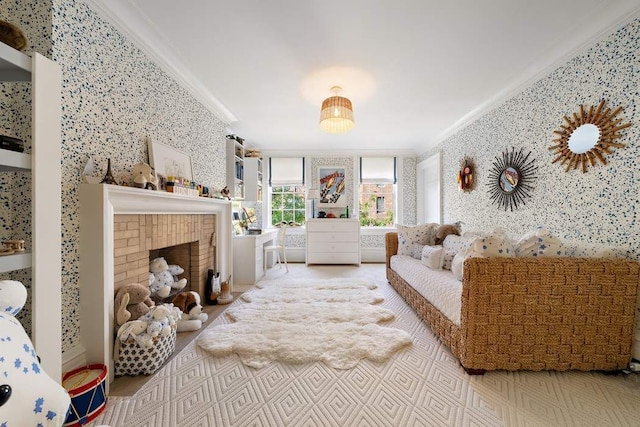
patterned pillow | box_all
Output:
[421,245,444,269]
[471,230,515,257]
[441,234,476,270]
[514,227,563,257]
[396,223,438,256]
[412,244,425,260]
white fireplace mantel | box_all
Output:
[77,184,233,385]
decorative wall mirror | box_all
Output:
[549,100,631,173]
[456,157,475,192]
[488,147,537,211]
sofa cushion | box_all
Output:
[421,245,444,269]
[442,234,476,270]
[471,229,515,257]
[396,223,438,256]
[514,227,563,257]
[390,255,462,325]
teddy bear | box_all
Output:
[149,257,188,299]
[172,291,208,332]
[0,280,71,426]
[434,222,462,245]
[115,282,155,326]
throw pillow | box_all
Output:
[471,229,515,257]
[412,244,425,260]
[441,234,476,270]
[451,249,469,281]
[421,245,444,269]
[396,223,438,256]
[514,227,563,257]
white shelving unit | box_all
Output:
[0,42,62,381]
[243,157,263,202]
[226,137,245,199]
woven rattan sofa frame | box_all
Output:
[385,232,639,374]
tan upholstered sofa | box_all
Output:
[385,231,640,374]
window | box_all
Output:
[269,157,306,226]
[359,157,396,227]
[271,185,306,226]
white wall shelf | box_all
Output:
[0,45,62,381]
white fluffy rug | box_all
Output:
[197,278,412,369]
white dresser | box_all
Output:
[306,219,361,265]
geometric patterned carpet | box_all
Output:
[93,263,640,427]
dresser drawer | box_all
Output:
[307,232,359,243]
[306,252,360,265]
[306,220,359,233]
[307,241,360,253]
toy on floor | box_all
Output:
[114,282,155,326]
[172,291,208,332]
[0,280,71,426]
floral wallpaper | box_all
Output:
[2,0,228,351]
[418,17,640,261]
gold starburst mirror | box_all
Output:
[549,100,631,173]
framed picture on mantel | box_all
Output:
[318,166,347,208]
[148,139,193,181]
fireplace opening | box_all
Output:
[150,242,193,302]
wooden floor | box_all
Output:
[109,293,241,396]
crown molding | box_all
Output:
[83,0,237,124]
[422,1,640,152]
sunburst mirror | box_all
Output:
[488,147,538,211]
[549,100,631,173]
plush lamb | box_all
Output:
[172,291,208,332]
[149,257,187,299]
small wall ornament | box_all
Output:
[456,157,475,192]
[487,147,538,211]
[549,100,631,173]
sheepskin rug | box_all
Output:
[197,278,412,369]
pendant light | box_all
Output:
[319,86,354,134]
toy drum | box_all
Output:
[62,364,108,426]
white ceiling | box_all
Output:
[88,0,640,155]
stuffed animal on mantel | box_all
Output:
[172,291,208,332]
[115,282,155,326]
[149,257,187,299]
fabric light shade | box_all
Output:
[360,157,397,184]
[319,86,354,134]
[307,189,321,200]
[269,157,305,186]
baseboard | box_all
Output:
[62,344,87,374]
[361,248,386,263]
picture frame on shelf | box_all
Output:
[148,139,193,181]
[318,166,347,208]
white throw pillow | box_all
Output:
[451,250,468,281]
[396,223,438,256]
[421,245,444,269]
[514,227,563,257]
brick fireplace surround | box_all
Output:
[113,214,215,298]
[78,184,232,384]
